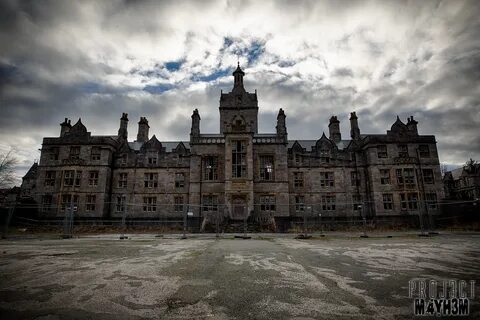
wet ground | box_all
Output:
[0,233,479,319]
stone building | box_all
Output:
[30,64,444,229]
[443,159,480,200]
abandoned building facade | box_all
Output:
[29,65,444,228]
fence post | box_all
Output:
[119,204,128,240]
[2,202,16,239]
[215,207,220,238]
[62,205,72,239]
[181,205,187,239]
[359,203,368,238]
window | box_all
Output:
[63,170,75,186]
[202,195,218,212]
[116,195,126,212]
[400,193,418,210]
[259,155,274,181]
[41,195,53,212]
[143,197,157,212]
[352,194,362,211]
[91,147,101,160]
[232,140,247,178]
[260,195,275,212]
[120,154,127,165]
[147,154,157,165]
[118,173,128,188]
[380,169,390,185]
[426,193,438,210]
[319,149,330,163]
[320,172,334,187]
[351,171,360,187]
[418,145,430,158]
[144,173,158,188]
[422,169,434,184]
[60,194,78,212]
[293,172,304,188]
[295,195,305,212]
[86,195,96,211]
[294,153,301,164]
[88,171,99,186]
[45,171,56,186]
[75,171,82,186]
[203,156,218,180]
[404,168,415,185]
[396,168,415,186]
[175,173,185,188]
[321,195,336,211]
[383,194,393,210]
[398,144,408,158]
[377,145,388,158]
[69,146,80,159]
[48,147,59,161]
[174,196,184,212]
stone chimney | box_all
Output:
[328,116,341,143]
[137,117,150,143]
[190,109,200,138]
[406,116,418,135]
[118,113,128,140]
[60,118,72,137]
[350,112,360,140]
[276,108,287,138]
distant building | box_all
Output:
[24,64,444,229]
[443,160,480,200]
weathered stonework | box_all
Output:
[28,65,444,228]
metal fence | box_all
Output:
[1,199,479,239]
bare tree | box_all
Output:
[0,150,18,188]
[440,162,448,177]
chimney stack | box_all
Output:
[137,117,150,143]
[276,108,287,138]
[60,118,72,137]
[118,113,128,140]
[350,112,360,140]
[190,109,200,138]
[328,116,341,143]
[406,116,418,135]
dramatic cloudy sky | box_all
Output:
[1,0,479,185]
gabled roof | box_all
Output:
[23,163,38,179]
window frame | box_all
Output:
[232,140,247,179]
[144,173,158,188]
[259,195,276,212]
[320,172,334,187]
[377,145,388,158]
[86,194,96,211]
[44,170,56,187]
[382,193,394,210]
[88,171,99,186]
[293,172,304,188]
[259,155,274,181]
[143,196,157,212]
[203,156,219,181]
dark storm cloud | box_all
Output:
[1,0,480,185]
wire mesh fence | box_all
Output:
[1,198,479,239]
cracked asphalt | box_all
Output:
[0,233,479,319]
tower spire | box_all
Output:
[232,63,245,90]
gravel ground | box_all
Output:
[0,233,479,319]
